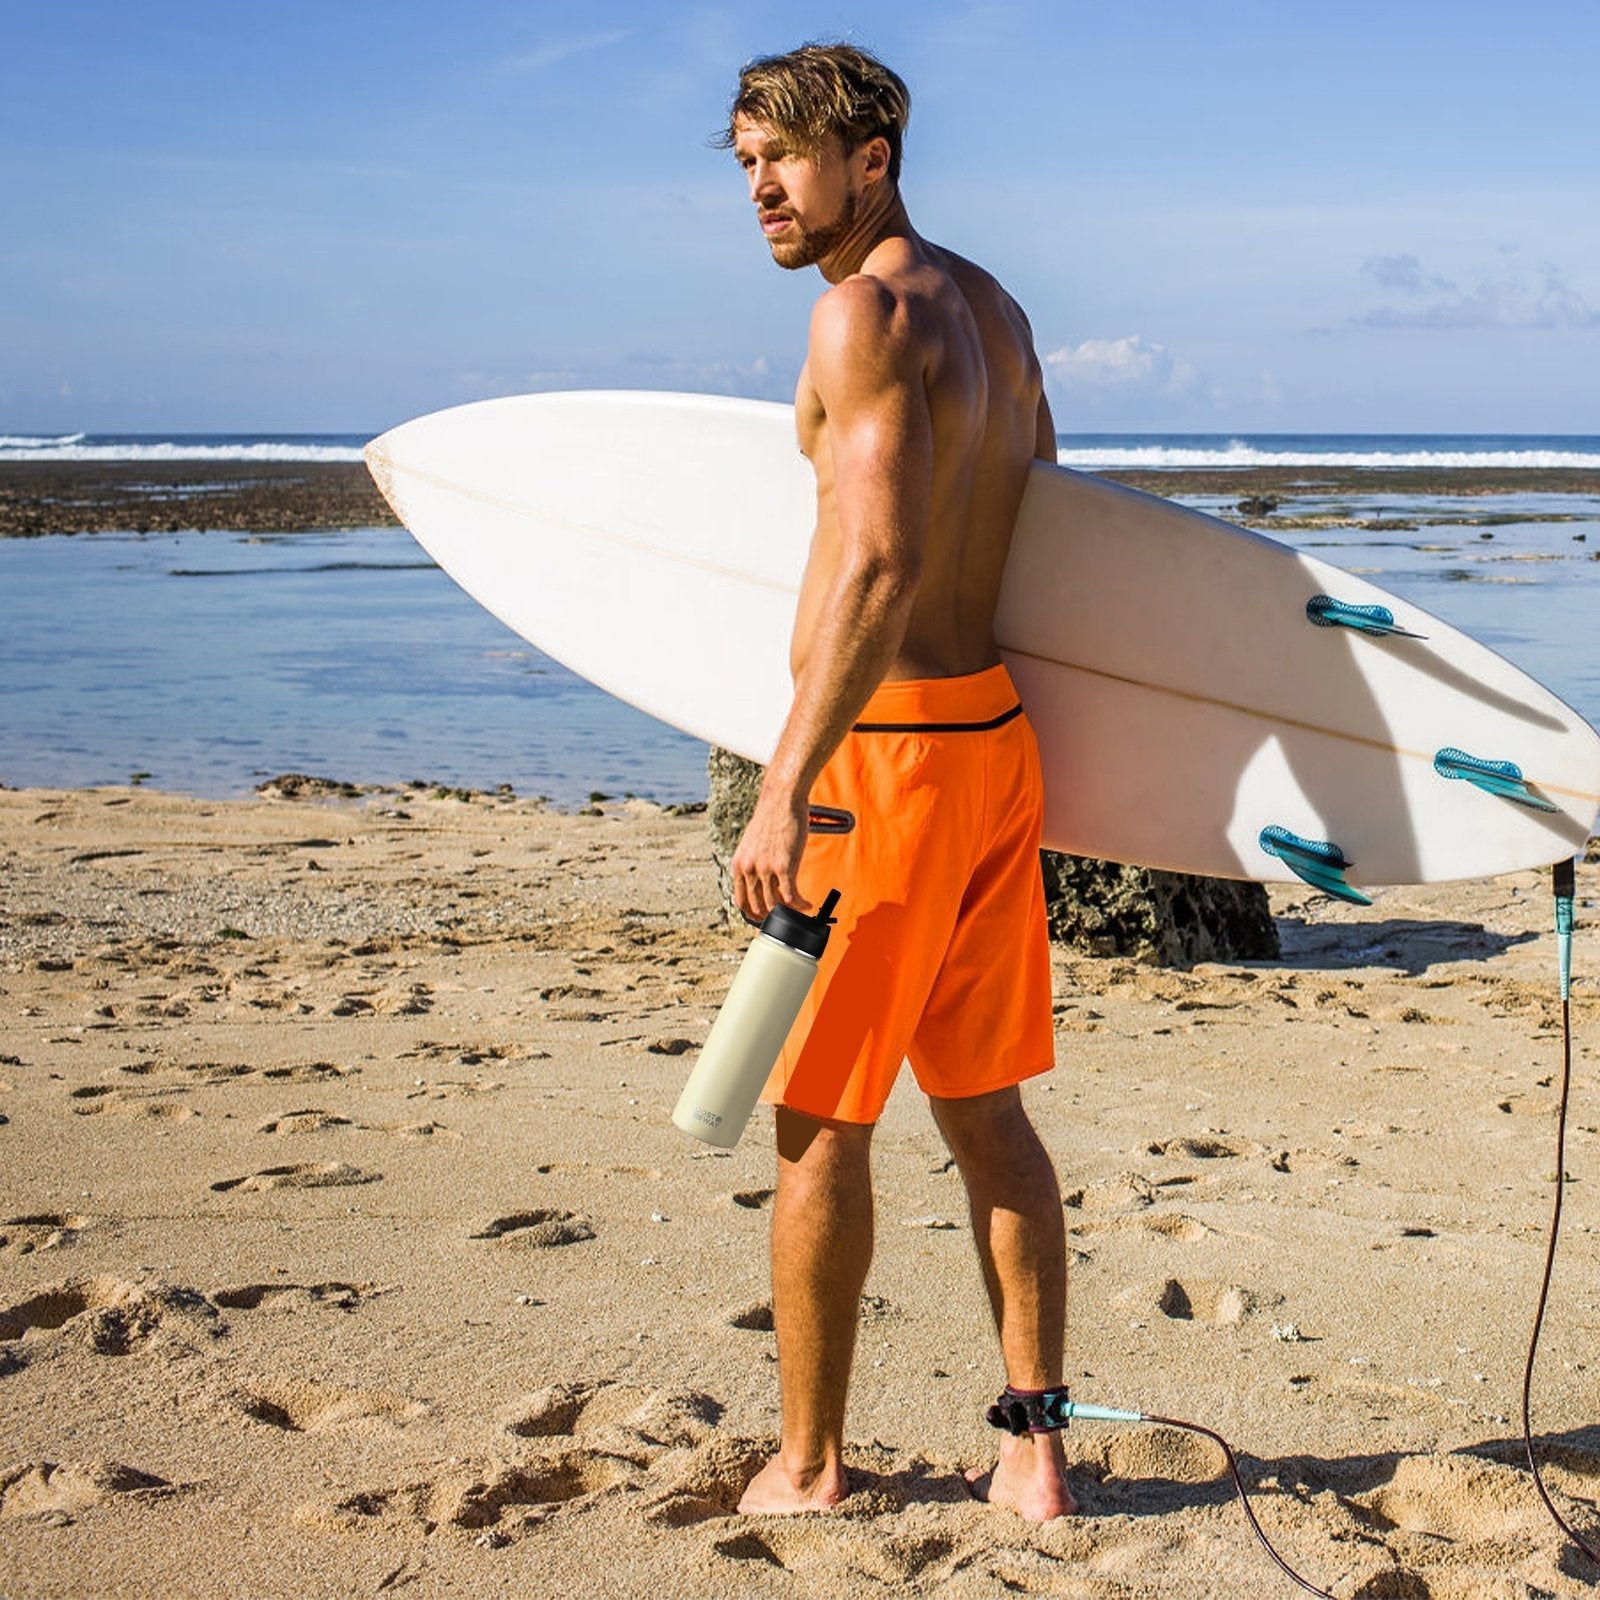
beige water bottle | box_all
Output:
[672,889,841,1148]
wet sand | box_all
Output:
[0,463,392,539]
[4,461,1599,539]
[2,783,1597,1598]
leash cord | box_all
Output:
[1111,861,1597,1595]
[1520,863,1600,1564]
[1137,1414,1337,1597]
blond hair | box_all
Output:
[719,43,911,183]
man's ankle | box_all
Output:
[777,1444,845,1488]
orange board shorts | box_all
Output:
[762,663,1055,1125]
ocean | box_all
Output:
[5,429,1600,471]
[2,430,1598,805]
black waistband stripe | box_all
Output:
[850,702,1025,735]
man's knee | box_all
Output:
[776,1105,875,1172]
[928,1084,1033,1161]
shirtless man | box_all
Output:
[721,44,1075,1523]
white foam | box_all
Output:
[0,440,365,464]
[1057,441,1600,470]
[0,432,88,450]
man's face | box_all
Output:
[732,115,858,271]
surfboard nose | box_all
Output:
[363,435,403,520]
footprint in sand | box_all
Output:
[258,1109,355,1135]
[1062,1173,1156,1214]
[261,1062,353,1084]
[1223,1448,1583,1597]
[117,1060,252,1084]
[468,1210,596,1247]
[222,1376,429,1434]
[122,1060,353,1088]
[209,1162,379,1194]
[331,984,434,1018]
[1349,1452,1551,1544]
[1084,1425,1224,1496]
[0,1460,179,1525]
[499,1381,723,1450]
[211,1281,378,1313]
[254,1108,450,1141]
[1146,1133,1261,1160]
[445,1455,641,1529]
[640,1436,772,1528]
[367,1118,458,1141]
[1116,1276,1276,1325]
[0,1277,224,1356]
[407,1078,505,1101]
[0,1213,93,1255]
[68,1082,199,1121]
[400,1040,532,1067]
[672,1447,969,1584]
[300,1452,640,1539]
[1069,1211,1216,1244]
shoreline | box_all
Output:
[4,460,1600,539]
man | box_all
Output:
[721,44,1074,1523]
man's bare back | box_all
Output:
[792,238,1051,683]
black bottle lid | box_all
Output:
[759,888,841,959]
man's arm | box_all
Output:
[730,279,932,922]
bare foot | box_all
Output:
[965,1432,1078,1522]
[737,1453,850,1515]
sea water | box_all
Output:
[0,525,710,803]
[1,432,1597,803]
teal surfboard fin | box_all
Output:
[1259,825,1373,906]
[1434,747,1560,812]
[1306,594,1425,639]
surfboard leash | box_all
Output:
[1521,855,1600,1567]
[995,857,1594,1594]
[989,1390,1339,1596]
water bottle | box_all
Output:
[672,889,841,1148]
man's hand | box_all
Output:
[731,785,814,924]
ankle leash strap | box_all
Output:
[986,1384,1072,1435]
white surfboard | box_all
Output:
[365,391,1600,898]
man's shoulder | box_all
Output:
[811,271,902,335]
[807,272,918,383]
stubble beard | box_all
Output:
[766,187,858,272]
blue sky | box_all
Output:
[4,0,1597,434]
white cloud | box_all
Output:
[1042,335,1197,395]
[1361,253,1457,295]
[1357,257,1600,330]
[622,351,780,397]
[499,29,637,76]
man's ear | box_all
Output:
[858,135,892,187]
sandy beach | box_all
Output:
[2,781,1596,1598]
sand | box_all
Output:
[1,782,1597,1599]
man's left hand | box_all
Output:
[731,786,813,923]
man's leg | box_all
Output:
[738,1106,875,1514]
[928,1084,1077,1521]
